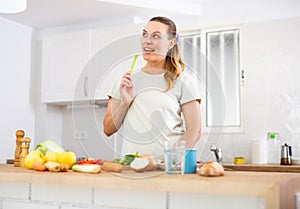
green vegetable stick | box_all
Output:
[129,55,138,73]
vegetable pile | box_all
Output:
[24,140,76,172]
[24,143,160,174]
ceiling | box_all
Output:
[0,0,300,30]
[0,0,203,29]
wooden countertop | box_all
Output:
[1,164,300,209]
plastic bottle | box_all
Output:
[267,132,280,164]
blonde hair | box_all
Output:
[149,16,185,92]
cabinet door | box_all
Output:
[90,26,142,100]
[169,192,265,209]
[42,30,91,103]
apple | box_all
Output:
[57,152,77,168]
[24,150,44,169]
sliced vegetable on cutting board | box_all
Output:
[72,164,102,174]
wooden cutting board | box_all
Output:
[223,164,300,173]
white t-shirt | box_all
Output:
[108,70,201,159]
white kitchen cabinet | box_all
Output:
[41,29,91,103]
[41,25,142,103]
[169,192,265,209]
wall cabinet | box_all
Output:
[41,25,141,104]
[41,29,91,103]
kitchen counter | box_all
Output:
[1,164,300,209]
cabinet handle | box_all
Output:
[84,76,88,97]
[241,69,245,79]
[241,69,245,85]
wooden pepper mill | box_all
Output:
[14,130,25,167]
[19,137,31,167]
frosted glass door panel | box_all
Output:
[206,29,241,127]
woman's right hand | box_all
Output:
[119,72,135,106]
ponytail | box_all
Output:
[164,43,185,92]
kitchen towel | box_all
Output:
[251,138,267,164]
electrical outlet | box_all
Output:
[75,131,88,140]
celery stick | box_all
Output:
[129,55,138,73]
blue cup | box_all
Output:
[184,149,197,174]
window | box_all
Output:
[179,27,245,133]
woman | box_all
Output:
[103,16,201,158]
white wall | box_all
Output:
[61,107,116,160]
[0,17,34,163]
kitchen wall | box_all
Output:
[61,106,117,160]
[0,17,35,163]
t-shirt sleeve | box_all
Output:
[107,73,122,100]
[180,72,201,105]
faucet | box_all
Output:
[210,145,223,164]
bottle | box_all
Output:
[267,132,280,164]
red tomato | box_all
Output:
[78,158,103,165]
[95,159,103,165]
